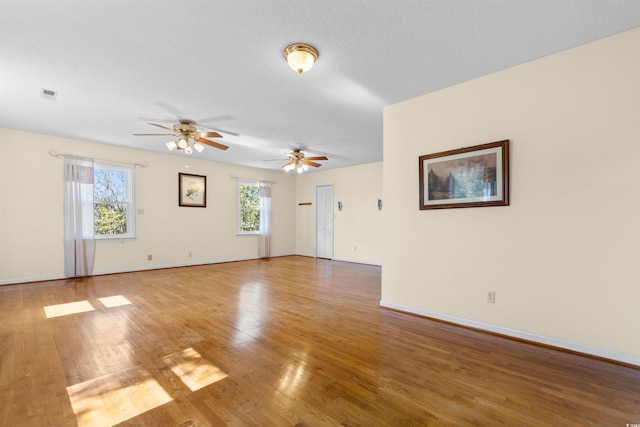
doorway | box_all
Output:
[315,184,334,259]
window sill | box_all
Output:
[95,235,136,241]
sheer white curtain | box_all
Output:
[64,155,95,277]
[259,181,271,258]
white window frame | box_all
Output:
[237,179,260,235]
[94,161,136,240]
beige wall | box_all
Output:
[382,28,640,363]
[0,129,297,283]
[295,162,383,265]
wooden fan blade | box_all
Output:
[195,136,229,151]
[148,123,176,132]
[132,133,175,136]
[305,156,328,161]
[196,131,223,138]
[282,162,294,169]
[304,160,322,167]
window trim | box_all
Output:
[94,161,136,240]
[237,179,260,235]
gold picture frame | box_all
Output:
[419,140,509,210]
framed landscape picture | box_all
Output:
[419,140,509,210]
[179,173,207,207]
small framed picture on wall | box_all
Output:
[179,173,207,207]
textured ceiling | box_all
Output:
[1,0,639,171]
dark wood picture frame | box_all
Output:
[179,173,207,207]
[419,140,509,210]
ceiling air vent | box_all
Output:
[40,88,57,100]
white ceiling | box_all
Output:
[1,1,639,172]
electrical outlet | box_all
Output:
[188,252,192,258]
[487,291,496,303]
[147,254,152,261]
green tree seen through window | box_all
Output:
[94,165,134,237]
[239,184,260,233]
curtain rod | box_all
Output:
[48,150,148,167]
[229,175,276,184]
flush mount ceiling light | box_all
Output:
[283,43,318,74]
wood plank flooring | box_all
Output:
[1,256,639,426]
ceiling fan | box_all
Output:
[133,119,228,154]
[282,149,328,173]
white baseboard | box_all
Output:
[296,252,315,258]
[380,300,640,367]
[0,253,297,286]
[332,257,382,267]
[0,274,66,286]
[92,257,254,276]
[291,254,381,266]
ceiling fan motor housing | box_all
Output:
[289,150,304,161]
[174,120,197,134]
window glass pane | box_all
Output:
[239,185,260,209]
[94,203,128,235]
[95,169,127,202]
[93,162,134,239]
[240,209,260,232]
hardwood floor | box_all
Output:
[1,256,638,426]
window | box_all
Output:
[94,162,135,239]
[237,180,260,234]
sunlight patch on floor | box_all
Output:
[163,347,228,392]
[66,367,172,427]
[44,300,95,318]
[98,295,132,308]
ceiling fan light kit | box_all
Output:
[283,162,310,173]
[281,149,328,173]
[283,43,318,74]
[135,119,228,155]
